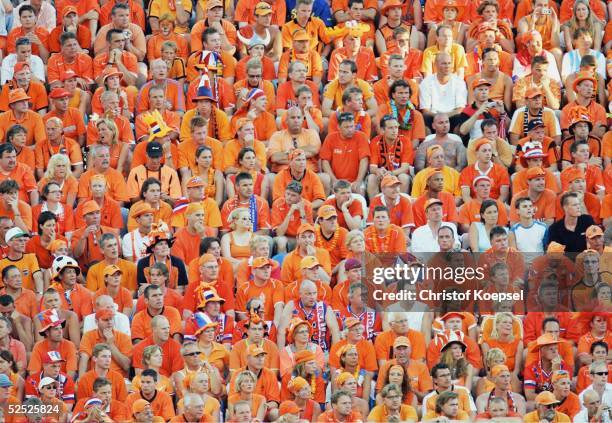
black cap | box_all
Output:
[527,119,544,132]
[146,141,163,158]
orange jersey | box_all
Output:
[363,224,407,253]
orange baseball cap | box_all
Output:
[81,200,101,216]
[343,317,361,329]
[254,1,273,15]
[491,364,510,377]
[586,225,604,239]
[317,205,338,220]
[291,29,310,41]
[546,242,565,253]
[131,202,154,218]
[525,87,543,99]
[198,253,216,266]
[294,350,316,364]
[381,0,402,15]
[526,167,546,180]
[381,174,401,188]
[535,391,559,406]
[247,344,267,357]
[471,78,491,89]
[8,88,31,105]
[279,401,300,416]
[252,256,272,269]
[132,399,150,415]
[551,370,570,384]
[473,138,491,152]
[103,264,122,278]
[297,223,315,235]
[424,198,443,210]
[186,176,206,188]
[62,5,78,16]
[393,336,411,348]
[300,256,320,270]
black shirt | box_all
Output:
[546,215,595,253]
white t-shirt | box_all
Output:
[121,230,150,262]
[411,222,460,254]
[419,74,468,114]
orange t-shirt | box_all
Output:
[228,339,280,372]
[47,53,94,84]
[77,169,129,203]
[374,330,426,362]
[363,224,407,253]
[459,163,510,200]
[6,27,49,56]
[76,369,128,402]
[15,147,35,171]
[458,199,509,226]
[509,189,557,223]
[512,167,560,194]
[276,80,321,111]
[177,138,224,173]
[93,286,133,314]
[235,279,285,320]
[43,109,86,141]
[93,52,139,81]
[80,329,133,377]
[270,198,314,238]
[147,33,189,61]
[280,247,332,285]
[0,200,32,231]
[272,168,326,204]
[29,339,78,375]
[320,131,370,182]
[367,194,415,228]
[0,81,49,112]
[0,254,40,292]
[283,279,332,304]
[322,198,363,231]
[329,338,378,371]
[0,110,46,146]
[170,227,202,265]
[131,306,182,340]
[48,24,91,53]
[86,115,134,145]
[412,192,459,228]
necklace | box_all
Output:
[368,226,392,253]
[315,225,340,252]
[390,100,414,130]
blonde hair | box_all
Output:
[345,229,364,248]
[485,348,507,372]
[142,345,162,367]
[228,208,250,231]
[43,154,73,181]
[489,312,515,341]
[96,118,119,146]
[234,370,257,393]
[249,235,269,251]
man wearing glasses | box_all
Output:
[579,362,612,409]
[523,391,570,423]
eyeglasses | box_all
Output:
[42,385,58,390]
[592,371,609,376]
[183,352,200,357]
[247,74,262,78]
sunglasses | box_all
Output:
[42,385,58,390]
[592,371,609,376]
[183,352,200,357]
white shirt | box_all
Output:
[419,74,467,114]
[12,0,56,32]
[1,54,46,84]
[121,230,150,262]
[561,49,606,81]
[512,51,561,83]
[574,408,612,423]
[410,222,460,254]
[83,312,131,336]
[510,221,546,256]
[579,383,612,408]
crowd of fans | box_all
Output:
[0,0,609,420]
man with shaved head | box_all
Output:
[277,279,339,351]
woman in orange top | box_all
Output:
[279,318,325,379]
[227,148,266,199]
[38,154,78,207]
[230,88,277,143]
[280,352,326,405]
[61,70,90,119]
[220,208,254,270]
[375,364,417,407]
[32,182,75,239]
[7,125,35,170]
[0,351,24,401]
[481,312,523,375]
[95,118,130,174]
[196,322,229,375]
[227,370,266,421]
[192,145,225,206]
[130,345,174,396]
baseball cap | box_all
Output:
[526,167,546,180]
[81,200,101,216]
[525,87,543,98]
[252,256,272,269]
[5,227,29,243]
[381,174,401,188]
[424,198,443,210]
[317,205,338,220]
[103,264,122,278]
[393,336,411,348]
[297,223,315,235]
[586,225,604,239]
[300,256,320,270]
[38,377,56,391]
[132,399,150,414]
[247,344,267,357]
[527,119,545,131]
[146,141,163,158]
[186,177,206,188]
[254,1,272,15]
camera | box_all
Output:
[541,8,552,14]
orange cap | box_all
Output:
[132,399,150,415]
[393,336,411,348]
[343,317,361,329]
[278,401,300,416]
[424,198,443,210]
[299,256,320,270]
[335,372,354,387]
[186,176,206,188]
[294,350,316,364]
[81,200,101,216]
[287,376,309,393]
[441,312,464,321]
[381,0,403,15]
[551,370,570,384]
[317,205,338,220]
[131,202,154,218]
[535,391,559,406]
[198,253,216,266]
[471,78,492,89]
[586,225,604,239]
[573,72,597,92]
[473,138,491,152]
[536,333,560,348]
[252,256,272,269]
[526,167,546,180]
[291,29,310,41]
[247,344,267,357]
[491,364,510,377]
[8,88,31,105]
[381,174,401,188]
[297,223,315,235]
[525,87,543,99]
[288,149,305,161]
[103,265,122,278]
[95,308,114,321]
[547,242,565,253]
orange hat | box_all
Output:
[421,167,443,183]
[37,309,66,334]
[300,256,320,270]
[573,72,597,92]
[586,225,604,239]
[131,202,154,218]
[198,253,216,266]
[62,5,78,16]
[426,145,444,161]
[132,399,150,415]
[254,1,273,15]
[288,149,305,161]
[252,256,272,269]
[526,167,546,180]
[297,223,315,235]
[336,344,357,359]
[317,205,338,220]
[103,265,122,278]
[60,69,77,81]
[8,88,31,105]
[547,242,565,253]
[424,198,443,210]
[393,336,411,348]
[95,308,114,321]
[525,87,543,99]
[206,0,223,9]
[186,176,206,188]
[196,289,224,310]
[48,239,68,253]
[381,0,403,15]
[551,370,570,384]
[476,22,498,35]
[287,318,311,344]
[536,333,560,348]
[291,29,310,41]
[471,78,492,89]
[564,167,586,183]
[441,312,464,321]
[278,401,300,416]
[335,372,354,387]
[49,88,71,99]
[247,344,267,357]
[294,350,316,365]
[381,174,401,188]
[472,175,492,187]
[491,364,510,377]
[101,67,123,84]
[435,0,466,19]
[13,62,30,74]
[81,200,101,216]
[287,377,309,393]
[535,391,559,406]
[473,138,491,152]
[185,203,204,216]
[343,317,361,329]
[567,105,592,130]
[192,311,219,334]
